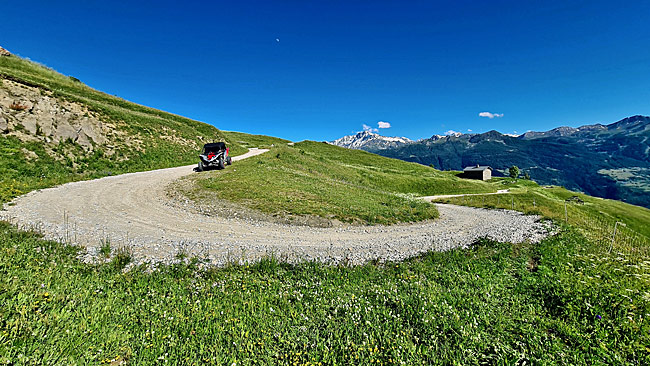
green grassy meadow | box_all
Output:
[184,141,497,225]
[434,178,650,256]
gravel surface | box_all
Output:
[419,189,511,201]
[1,148,554,268]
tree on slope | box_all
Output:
[509,166,520,179]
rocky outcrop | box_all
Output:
[0,46,10,57]
[0,77,135,161]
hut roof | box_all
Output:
[463,165,492,172]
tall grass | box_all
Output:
[1,222,648,364]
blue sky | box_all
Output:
[2,0,649,141]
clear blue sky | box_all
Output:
[2,0,649,141]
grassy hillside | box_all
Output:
[0,55,247,203]
[181,141,498,225]
[434,178,650,257]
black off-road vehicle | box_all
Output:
[196,142,232,171]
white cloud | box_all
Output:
[362,124,378,133]
[479,112,504,119]
[467,128,473,132]
[377,121,391,129]
[444,130,461,136]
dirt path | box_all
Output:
[2,150,551,267]
[419,189,510,202]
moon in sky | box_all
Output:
[276,38,280,43]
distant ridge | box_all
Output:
[331,116,650,208]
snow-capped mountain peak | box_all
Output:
[330,131,413,151]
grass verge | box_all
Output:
[434,178,650,260]
[1,222,648,364]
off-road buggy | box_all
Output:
[196,142,232,171]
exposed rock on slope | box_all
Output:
[0,46,10,57]
[0,77,135,160]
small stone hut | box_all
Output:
[462,165,492,180]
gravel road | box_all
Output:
[419,189,511,202]
[2,148,553,268]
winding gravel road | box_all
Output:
[419,189,511,202]
[2,148,552,267]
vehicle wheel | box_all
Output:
[226,156,232,165]
[218,158,225,170]
[197,161,204,172]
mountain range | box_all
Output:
[330,131,413,150]
[330,116,650,208]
